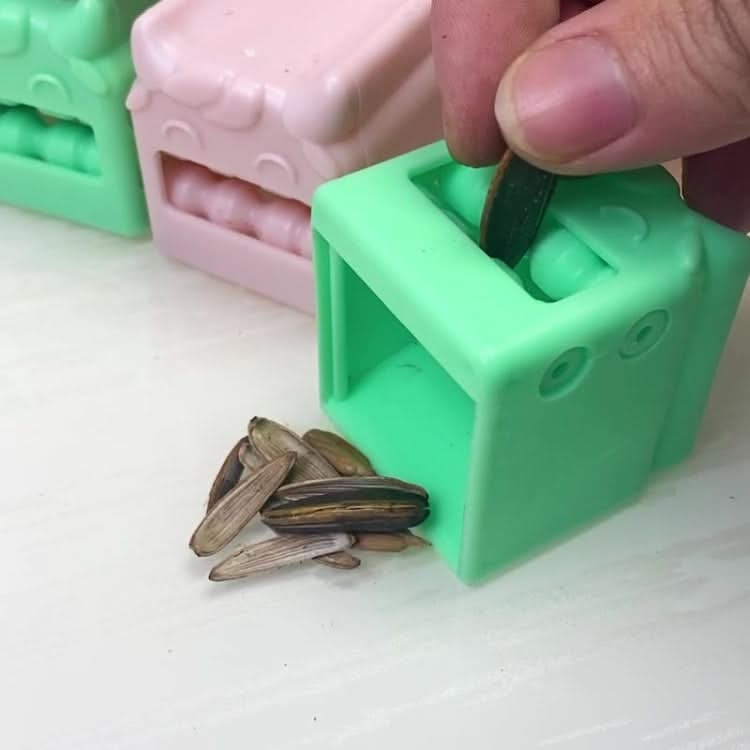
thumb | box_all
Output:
[495,0,750,173]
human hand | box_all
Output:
[431,0,750,232]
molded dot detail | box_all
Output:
[253,153,297,186]
[161,119,202,149]
[620,311,669,359]
[28,74,71,107]
[539,347,590,398]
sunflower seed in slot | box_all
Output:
[479,149,558,268]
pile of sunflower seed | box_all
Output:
[189,417,431,581]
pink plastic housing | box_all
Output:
[127,0,442,312]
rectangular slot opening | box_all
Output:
[0,103,99,176]
[411,162,616,303]
[160,153,312,257]
[322,246,474,568]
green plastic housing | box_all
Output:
[0,0,152,235]
[312,141,750,584]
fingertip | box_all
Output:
[445,134,506,168]
[442,107,506,167]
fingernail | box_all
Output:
[496,37,637,162]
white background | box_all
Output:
[1,203,749,749]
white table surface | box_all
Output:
[2,203,749,750]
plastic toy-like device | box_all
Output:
[127,0,441,313]
[0,0,152,236]
[311,141,750,584]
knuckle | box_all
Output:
[709,1,750,68]
[666,0,750,116]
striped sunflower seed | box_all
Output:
[353,531,431,552]
[208,533,355,581]
[315,551,361,569]
[190,452,296,557]
[207,437,247,513]
[302,429,376,477]
[251,427,354,573]
[249,417,338,483]
[479,150,558,268]
[261,476,429,534]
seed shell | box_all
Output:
[302,429,376,477]
[479,150,557,268]
[207,437,247,512]
[208,533,355,581]
[190,452,296,557]
[261,476,429,534]
[315,551,362,569]
[401,531,431,548]
[353,531,430,552]
[249,417,338,483]
[238,439,267,474]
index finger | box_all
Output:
[431,0,560,165]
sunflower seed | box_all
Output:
[249,417,338,482]
[479,149,557,268]
[353,531,430,552]
[208,533,354,581]
[302,429,376,477]
[401,531,431,548]
[261,476,429,534]
[190,452,296,557]
[238,439,267,474]
[315,551,362,569]
[274,476,428,503]
[207,437,247,513]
